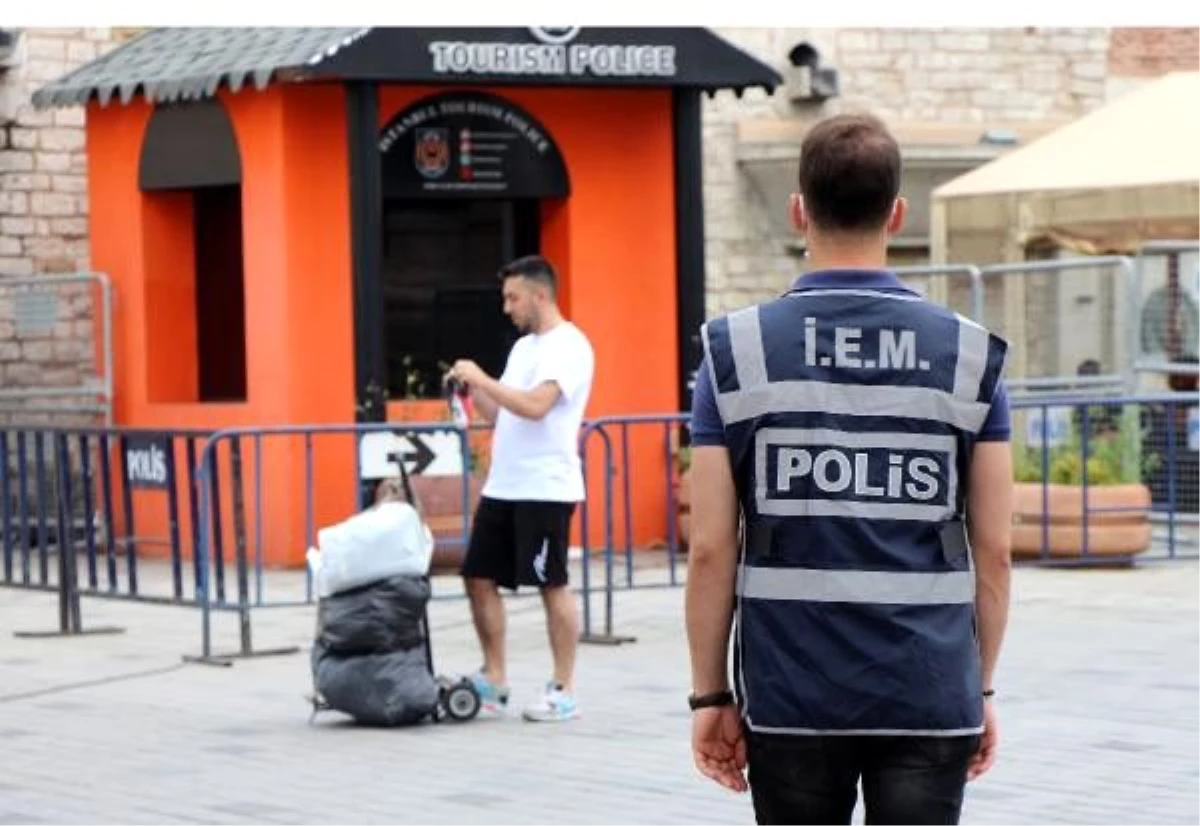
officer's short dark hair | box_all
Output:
[499,254,557,297]
[798,113,902,233]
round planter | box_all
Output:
[1011,482,1152,558]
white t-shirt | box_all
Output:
[483,321,595,503]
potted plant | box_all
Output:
[1010,406,1155,559]
[385,355,451,424]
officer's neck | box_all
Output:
[804,233,890,273]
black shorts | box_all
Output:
[461,497,576,590]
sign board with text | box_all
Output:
[123,434,171,490]
[305,27,782,92]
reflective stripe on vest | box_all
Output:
[738,565,975,605]
[704,304,995,432]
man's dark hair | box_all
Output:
[798,113,902,233]
[498,254,557,297]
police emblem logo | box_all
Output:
[414,128,450,179]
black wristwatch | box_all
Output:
[688,689,735,711]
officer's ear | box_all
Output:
[789,193,807,234]
[886,197,907,236]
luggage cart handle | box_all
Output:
[384,449,427,521]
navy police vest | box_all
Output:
[700,275,1008,736]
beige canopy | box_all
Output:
[932,70,1200,262]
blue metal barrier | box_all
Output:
[572,394,1198,640]
[188,416,692,660]
[1,426,214,638]
[189,422,477,664]
[8,394,1189,663]
[1008,391,1198,566]
[576,413,690,644]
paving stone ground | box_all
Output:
[0,557,1196,825]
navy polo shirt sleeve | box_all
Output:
[977,380,1012,442]
[689,357,727,447]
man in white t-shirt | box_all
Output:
[445,254,595,723]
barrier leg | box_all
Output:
[578,545,631,645]
[191,437,298,665]
[577,547,636,646]
[13,435,123,640]
[578,434,635,645]
[182,459,228,667]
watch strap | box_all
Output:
[688,689,735,711]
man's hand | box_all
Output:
[967,700,999,781]
[692,705,748,793]
[448,359,487,389]
[446,358,559,421]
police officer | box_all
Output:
[684,113,1014,825]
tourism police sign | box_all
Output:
[303,28,784,92]
[755,428,957,522]
[427,27,677,79]
[123,434,171,490]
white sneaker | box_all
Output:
[522,682,580,722]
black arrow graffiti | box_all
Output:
[394,432,436,476]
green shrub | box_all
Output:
[1012,405,1154,485]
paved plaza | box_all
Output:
[0,559,1197,825]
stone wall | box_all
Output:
[701,26,1199,317]
[701,26,1109,317]
[0,28,130,425]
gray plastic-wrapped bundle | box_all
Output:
[311,641,440,726]
[310,573,439,726]
[316,575,430,655]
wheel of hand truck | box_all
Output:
[444,679,481,722]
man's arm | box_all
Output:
[477,375,560,421]
[451,359,561,421]
[685,446,741,694]
[968,441,1013,692]
[685,361,740,694]
[468,385,500,424]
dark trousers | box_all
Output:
[746,731,980,825]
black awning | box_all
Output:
[302,28,782,94]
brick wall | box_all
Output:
[1,28,133,276]
[1108,27,1199,76]
[0,28,128,424]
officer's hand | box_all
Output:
[692,705,747,793]
[967,699,999,781]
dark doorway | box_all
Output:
[381,198,540,399]
[193,185,247,402]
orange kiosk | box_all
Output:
[33,27,781,568]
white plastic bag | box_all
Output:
[309,501,434,598]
